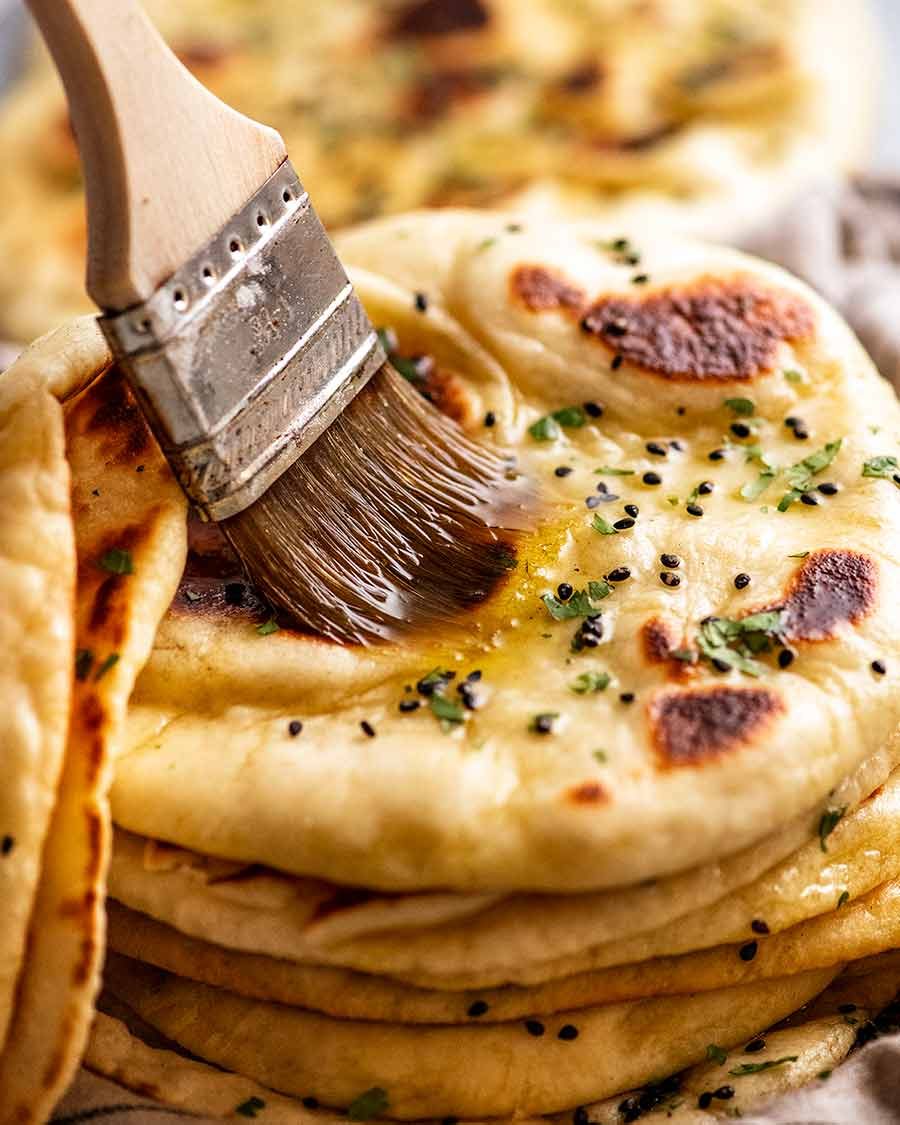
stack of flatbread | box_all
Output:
[0,0,875,342]
[2,209,899,1122]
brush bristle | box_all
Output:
[222,364,533,644]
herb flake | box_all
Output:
[818,806,847,852]
[706,1044,728,1065]
[591,515,618,535]
[571,671,611,694]
[99,547,133,575]
[236,1097,266,1118]
[348,1088,390,1121]
[862,455,900,487]
[729,1056,798,1077]
[529,406,587,441]
[542,580,611,620]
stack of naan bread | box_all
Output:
[0,0,875,341]
[2,208,899,1122]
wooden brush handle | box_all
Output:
[26,0,286,311]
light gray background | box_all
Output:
[873,0,900,172]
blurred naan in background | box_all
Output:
[0,0,875,342]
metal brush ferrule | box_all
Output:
[99,160,385,520]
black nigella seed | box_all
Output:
[611,354,623,371]
[734,573,751,590]
[224,582,245,606]
[605,321,627,337]
[730,421,751,439]
[698,1093,713,1110]
[414,291,428,312]
[620,692,635,704]
[557,583,574,601]
[632,274,649,285]
[468,1000,489,1018]
[360,720,376,738]
[793,427,810,441]
[597,481,609,493]
[442,1119,459,1125]
[669,439,685,452]
[288,720,303,737]
[645,441,668,457]
[466,670,483,683]
[624,503,639,518]
[712,657,732,673]
[708,448,726,462]
[660,572,680,588]
[745,1037,766,1053]
[872,659,887,675]
[838,1003,858,1014]
[525,1020,545,1037]
[584,401,603,418]
[676,405,686,416]
[613,517,635,530]
[739,941,758,962]
[697,480,714,495]
[660,553,681,568]
[484,411,496,427]
[607,566,631,582]
[785,416,801,429]
[572,1109,589,1125]
[800,493,819,506]
[1,836,13,856]
[818,481,839,495]
[534,714,555,734]
[713,1086,735,1101]
[399,698,421,713]
[642,471,662,486]
[558,1025,579,1041]
[136,464,145,473]
[778,649,795,669]
[686,503,704,517]
[586,495,603,509]
[555,466,573,478]
[751,918,770,935]
[457,684,479,710]
[302,1098,320,1110]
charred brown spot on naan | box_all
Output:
[388,0,490,39]
[511,265,586,313]
[558,61,605,95]
[649,686,784,768]
[567,781,610,806]
[416,364,475,426]
[777,549,878,644]
[406,67,503,124]
[642,617,676,664]
[580,277,815,381]
[82,369,153,464]
[593,121,682,153]
[84,521,159,637]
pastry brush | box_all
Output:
[27,0,530,644]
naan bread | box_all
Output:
[106,211,900,895]
[0,320,187,1121]
[103,953,837,1120]
[0,0,875,341]
[0,327,75,1058]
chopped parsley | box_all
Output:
[98,547,133,575]
[529,406,587,441]
[591,515,618,535]
[429,693,466,727]
[729,1056,798,1077]
[542,581,611,620]
[75,648,94,682]
[593,749,608,763]
[724,397,755,416]
[235,1097,266,1118]
[476,237,497,253]
[784,369,804,384]
[778,440,842,511]
[695,611,785,677]
[93,652,120,681]
[594,465,635,476]
[837,890,850,909]
[570,671,611,694]
[347,1088,390,1121]
[740,468,777,502]
[818,806,847,852]
[706,1044,728,1065]
[862,455,900,487]
[787,551,810,559]
[256,618,279,636]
